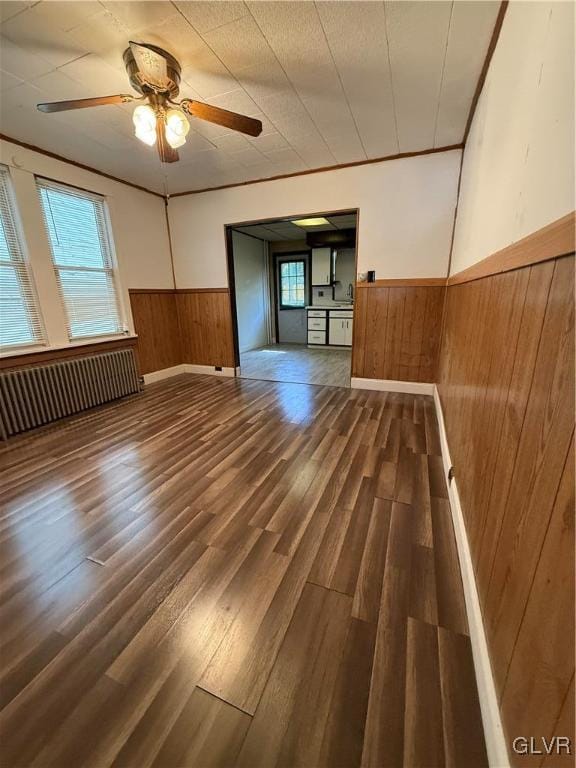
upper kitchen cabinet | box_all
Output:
[311,247,332,285]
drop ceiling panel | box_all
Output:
[235,212,357,242]
[0,0,497,193]
[328,214,358,229]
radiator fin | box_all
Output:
[0,348,141,438]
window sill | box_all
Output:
[0,335,138,365]
[0,334,138,360]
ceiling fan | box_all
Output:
[36,42,263,163]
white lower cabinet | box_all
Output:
[345,318,353,346]
[308,330,326,345]
[307,308,353,346]
[328,314,353,346]
[329,317,347,346]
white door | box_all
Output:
[311,248,331,285]
[329,317,347,345]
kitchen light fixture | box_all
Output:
[293,217,330,228]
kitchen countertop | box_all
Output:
[306,304,354,309]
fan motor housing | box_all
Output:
[123,44,181,98]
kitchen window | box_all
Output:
[279,260,306,309]
[37,179,123,340]
[0,165,45,350]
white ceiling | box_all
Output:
[235,212,357,241]
[0,1,500,194]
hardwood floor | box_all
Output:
[0,374,487,768]
[239,344,352,387]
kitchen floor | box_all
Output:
[239,343,352,387]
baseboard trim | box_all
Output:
[184,364,235,377]
[350,377,434,395]
[433,386,509,768]
[143,363,236,383]
[143,364,188,384]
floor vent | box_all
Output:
[0,348,141,438]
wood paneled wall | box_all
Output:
[175,289,235,368]
[352,284,445,382]
[129,288,235,373]
[437,253,575,762]
[129,290,181,375]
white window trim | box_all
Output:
[36,177,130,343]
[0,164,48,354]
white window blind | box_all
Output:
[0,166,45,350]
[37,179,123,340]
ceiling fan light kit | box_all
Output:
[36,41,262,164]
[132,104,157,146]
[164,108,190,149]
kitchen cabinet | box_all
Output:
[307,307,353,347]
[311,248,332,285]
[307,308,327,345]
[329,315,353,346]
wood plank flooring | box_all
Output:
[0,374,487,768]
[239,344,352,387]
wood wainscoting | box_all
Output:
[129,290,181,375]
[352,283,446,383]
[175,289,235,368]
[129,288,235,374]
[438,248,575,762]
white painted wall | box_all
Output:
[232,231,269,352]
[168,150,461,288]
[451,1,575,275]
[0,137,173,349]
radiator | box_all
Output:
[0,348,141,438]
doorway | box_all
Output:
[226,210,358,388]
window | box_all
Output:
[37,179,123,340]
[279,260,306,308]
[0,166,45,349]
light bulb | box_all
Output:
[164,108,189,148]
[135,125,156,146]
[166,108,190,138]
[165,124,186,149]
[132,104,156,132]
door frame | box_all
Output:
[273,250,311,344]
[224,207,360,379]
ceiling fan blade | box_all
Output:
[180,99,262,137]
[130,41,169,90]
[156,117,179,164]
[37,95,135,113]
